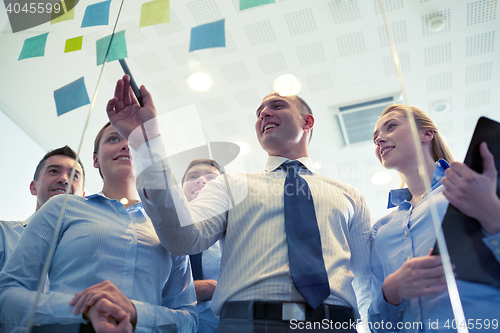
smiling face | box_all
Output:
[182,164,221,202]
[373,111,435,172]
[30,155,85,211]
[93,125,134,182]
[255,92,313,158]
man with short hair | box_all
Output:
[1,145,85,270]
[105,75,372,332]
[0,146,85,333]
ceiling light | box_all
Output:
[430,100,450,114]
[234,141,250,156]
[273,74,302,96]
[428,15,445,32]
[314,162,322,170]
[371,171,391,185]
[188,72,212,91]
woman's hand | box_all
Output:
[106,75,159,150]
[86,298,133,333]
[382,249,448,305]
[70,280,137,325]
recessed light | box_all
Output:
[371,171,391,185]
[234,141,250,156]
[273,74,302,96]
[430,100,450,114]
[188,72,212,91]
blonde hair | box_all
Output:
[380,104,454,187]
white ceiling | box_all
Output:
[1,0,499,221]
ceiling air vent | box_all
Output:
[332,93,402,146]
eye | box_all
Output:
[274,104,283,110]
[387,123,396,131]
[107,136,120,143]
[48,169,58,174]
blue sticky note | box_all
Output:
[81,0,111,28]
[54,77,91,116]
[18,33,49,60]
[95,30,128,65]
[240,0,275,10]
[189,19,225,52]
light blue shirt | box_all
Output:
[0,220,24,270]
[196,242,221,333]
[369,160,500,332]
[0,193,197,333]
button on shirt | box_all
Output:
[369,159,500,332]
[131,137,372,320]
[0,193,197,333]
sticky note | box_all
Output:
[240,0,275,10]
[18,33,49,60]
[189,19,225,52]
[139,0,170,28]
[54,77,91,116]
[95,30,128,65]
[64,36,83,53]
[81,0,111,28]
[51,0,76,24]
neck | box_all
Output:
[101,176,138,208]
[401,153,436,206]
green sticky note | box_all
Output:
[189,19,225,52]
[65,36,83,53]
[95,30,128,66]
[51,0,76,24]
[139,0,170,28]
[240,0,275,10]
[18,33,49,60]
[54,77,91,116]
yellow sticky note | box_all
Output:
[65,36,83,53]
[139,0,170,28]
[51,0,76,25]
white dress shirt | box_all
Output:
[132,136,372,321]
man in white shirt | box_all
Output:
[104,75,372,333]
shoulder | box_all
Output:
[0,220,25,237]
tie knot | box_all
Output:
[282,160,302,174]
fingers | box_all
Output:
[94,299,127,321]
[122,75,132,106]
[140,85,154,108]
[480,142,497,178]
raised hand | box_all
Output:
[382,249,447,305]
[442,142,500,235]
[86,298,133,333]
[106,75,158,148]
[70,280,137,325]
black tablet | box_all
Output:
[433,116,500,289]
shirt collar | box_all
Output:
[86,192,142,207]
[387,159,450,209]
[264,155,315,173]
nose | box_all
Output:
[196,176,207,185]
[374,134,386,146]
[57,172,70,184]
[120,142,129,151]
[259,107,273,120]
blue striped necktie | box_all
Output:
[282,160,330,309]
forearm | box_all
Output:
[0,283,85,327]
[132,300,197,333]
